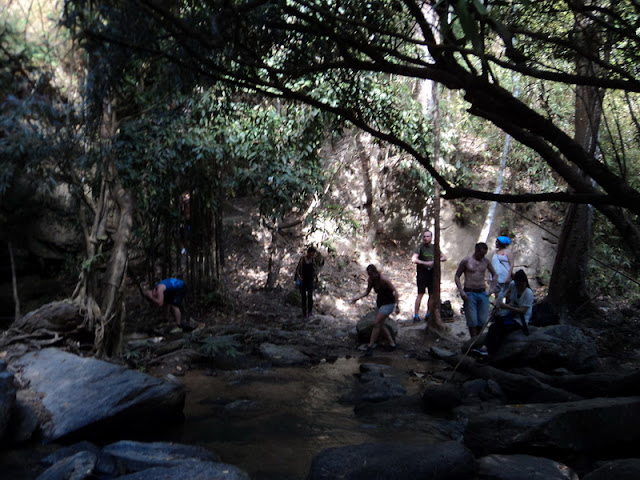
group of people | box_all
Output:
[145,229,532,358]
[346,231,533,357]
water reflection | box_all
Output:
[165,356,443,480]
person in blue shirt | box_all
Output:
[144,278,186,326]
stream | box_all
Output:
[162,355,451,480]
[0,353,458,480]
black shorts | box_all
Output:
[416,269,434,294]
[165,286,186,308]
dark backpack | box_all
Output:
[530,300,560,327]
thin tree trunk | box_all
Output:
[430,80,445,330]
[357,133,378,248]
[8,241,20,320]
[548,1,602,320]
[266,224,284,289]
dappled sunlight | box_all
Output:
[333,297,352,315]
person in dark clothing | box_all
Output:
[351,264,399,356]
[411,230,447,323]
[144,277,186,326]
[295,246,318,319]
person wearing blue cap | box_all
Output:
[491,236,514,305]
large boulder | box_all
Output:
[356,311,398,345]
[464,396,640,456]
[477,454,578,480]
[582,459,640,480]
[37,440,250,480]
[9,348,185,442]
[306,440,476,480]
[258,343,310,366]
[339,363,407,404]
[484,324,599,373]
[0,360,16,441]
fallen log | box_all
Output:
[510,366,640,399]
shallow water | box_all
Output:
[0,354,449,480]
[163,355,445,479]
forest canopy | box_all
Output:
[2,0,640,354]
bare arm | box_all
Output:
[506,249,515,283]
[454,259,467,301]
[294,257,303,281]
[487,263,498,293]
[351,280,373,303]
[144,286,164,307]
[411,252,433,268]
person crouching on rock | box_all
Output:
[480,269,533,356]
[351,264,399,357]
[144,278,187,327]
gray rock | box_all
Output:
[9,348,185,442]
[9,389,42,443]
[422,383,463,411]
[356,311,398,344]
[465,396,640,456]
[582,458,640,480]
[340,363,407,404]
[490,324,599,373]
[36,450,97,480]
[41,441,100,466]
[100,440,220,474]
[477,454,579,480]
[115,461,251,480]
[0,368,16,441]
[258,343,310,366]
[306,440,476,480]
[462,379,506,405]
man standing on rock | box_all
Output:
[411,230,447,323]
[455,242,497,338]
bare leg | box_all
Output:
[427,293,434,316]
[414,293,424,316]
[380,324,396,346]
[170,305,182,324]
[368,312,387,347]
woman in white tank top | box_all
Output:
[491,236,514,305]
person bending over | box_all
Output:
[144,277,186,326]
[351,264,399,357]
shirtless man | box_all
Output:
[455,242,498,337]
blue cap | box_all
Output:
[497,236,511,245]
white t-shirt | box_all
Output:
[506,281,534,325]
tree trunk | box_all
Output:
[96,161,134,358]
[430,80,445,330]
[356,133,378,248]
[548,2,602,320]
[8,241,20,320]
[266,224,284,289]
